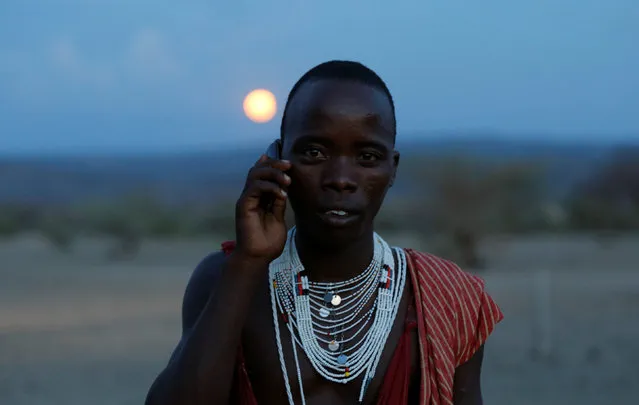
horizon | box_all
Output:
[1,131,637,159]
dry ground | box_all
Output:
[1,233,637,405]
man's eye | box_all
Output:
[304,148,325,158]
[360,152,380,161]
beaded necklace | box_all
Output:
[268,227,407,404]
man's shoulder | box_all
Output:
[187,240,239,285]
[192,250,227,278]
[180,247,230,330]
[403,248,482,282]
[402,248,504,353]
[401,248,486,299]
[184,246,230,295]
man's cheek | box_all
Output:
[363,177,389,197]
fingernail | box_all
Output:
[282,160,291,164]
[284,174,291,183]
[280,190,288,197]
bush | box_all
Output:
[406,157,548,267]
[567,147,639,231]
[0,204,41,237]
[39,211,76,251]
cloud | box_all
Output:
[1,28,191,112]
[48,29,183,89]
[126,28,183,81]
[50,37,116,90]
[50,38,79,72]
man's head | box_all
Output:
[280,60,399,246]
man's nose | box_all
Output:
[322,157,358,193]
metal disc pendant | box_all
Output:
[337,354,348,365]
[323,292,334,304]
[328,340,339,352]
[319,307,330,318]
[331,294,342,306]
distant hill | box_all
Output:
[0,136,630,206]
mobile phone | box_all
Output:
[265,139,282,160]
[261,139,283,213]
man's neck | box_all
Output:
[293,228,375,282]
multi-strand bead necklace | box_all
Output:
[268,227,407,404]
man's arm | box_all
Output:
[449,265,503,405]
[453,345,484,405]
[144,251,265,405]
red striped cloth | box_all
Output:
[221,241,503,405]
[404,248,504,404]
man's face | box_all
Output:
[281,79,399,244]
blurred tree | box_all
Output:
[80,197,144,260]
[568,146,639,231]
[412,156,547,269]
[39,209,76,252]
[0,204,41,237]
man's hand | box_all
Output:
[234,155,292,264]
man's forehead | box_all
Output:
[284,79,394,129]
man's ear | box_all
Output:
[389,150,400,187]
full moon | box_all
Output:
[243,89,277,123]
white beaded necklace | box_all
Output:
[268,227,407,405]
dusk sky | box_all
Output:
[1,0,638,155]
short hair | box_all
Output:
[280,60,396,140]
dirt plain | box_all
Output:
[1,233,637,405]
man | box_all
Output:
[145,60,503,405]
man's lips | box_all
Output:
[317,204,362,215]
[316,206,362,227]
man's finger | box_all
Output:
[271,190,288,223]
[248,167,291,188]
[242,180,287,203]
[254,159,291,172]
[254,154,268,165]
